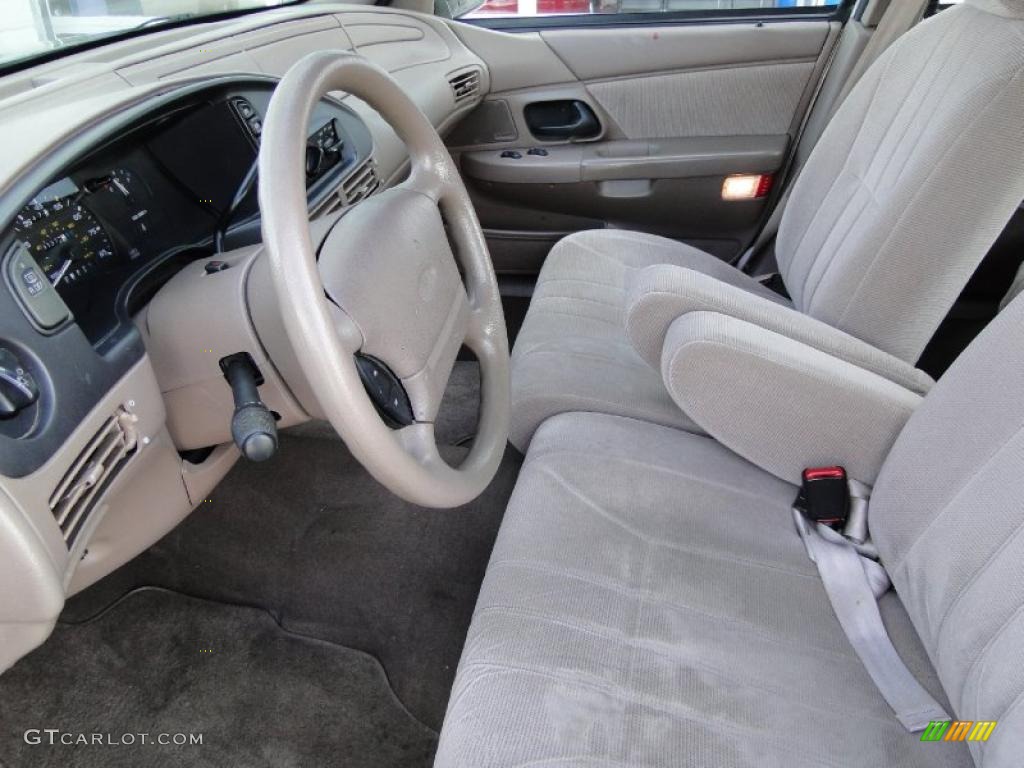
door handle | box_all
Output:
[524,100,601,141]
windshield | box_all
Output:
[0,1,304,71]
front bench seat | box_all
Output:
[509,0,1024,450]
[436,294,1024,767]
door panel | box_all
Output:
[586,61,815,138]
[540,21,831,81]
[448,18,840,273]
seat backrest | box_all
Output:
[872,293,1024,767]
[776,0,1024,364]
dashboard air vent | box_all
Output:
[311,192,344,218]
[341,158,380,205]
[49,408,139,547]
[449,69,481,106]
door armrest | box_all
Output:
[460,136,788,185]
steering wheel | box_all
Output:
[258,52,510,508]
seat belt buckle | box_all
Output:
[794,466,849,530]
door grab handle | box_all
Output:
[524,100,601,141]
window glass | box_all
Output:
[0,0,296,71]
[458,0,839,20]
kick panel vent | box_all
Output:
[341,157,380,205]
[449,69,481,106]
[49,408,139,547]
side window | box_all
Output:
[454,0,840,21]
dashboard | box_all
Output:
[5,79,373,350]
[0,4,489,672]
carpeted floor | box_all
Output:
[0,362,522,767]
[0,589,437,768]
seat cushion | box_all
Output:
[509,230,787,450]
[436,413,970,768]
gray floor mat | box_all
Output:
[41,361,521,732]
[0,588,437,768]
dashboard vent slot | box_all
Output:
[449,69,481,106]
[341,158,380,205]
[49,408,139,548]
[312,192,345,219]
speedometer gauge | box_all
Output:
[12,181,115,288]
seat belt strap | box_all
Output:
[793,510,949,732]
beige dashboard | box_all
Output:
[0,3,487,673]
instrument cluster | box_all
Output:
[12,169,154,292]
[6,157,172,346]
[2,79,374,349]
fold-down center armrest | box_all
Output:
[660,312,923,486]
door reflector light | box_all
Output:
[722,174,773,201]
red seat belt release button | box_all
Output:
[795,466,849,530]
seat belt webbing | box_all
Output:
[793,509,949,733]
